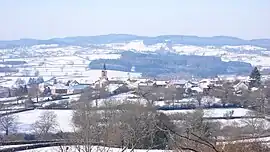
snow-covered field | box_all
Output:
[160,108,252,118]
[12,109,74,133]
[11,107,266,134]
[40,94,81,108]
[2,39,270,89]
[1,40,270,70]
[211,118,270,129]
[105,40,270,68]
[0,50,140,88]
[0,144,35,150]
[220,136,270,144]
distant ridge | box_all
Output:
[0,34,269,49]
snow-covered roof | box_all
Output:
[107,84,123,93]
[250,87,259,91]
[233,81,248,90]
[154,81,167,86]
[191,87,203,93]
[169,80,187,85]
[184,81,198,88]
[69,84,89,90]
[39,81,54,87]
[201,96,221,105]
[52,83,69,89]
[199,79,211,83]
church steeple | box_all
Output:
[103,63,106,70]
[101,63,108,80]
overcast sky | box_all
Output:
[0,0,269,40]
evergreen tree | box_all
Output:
[249,67,261,88]
[23,85,28,94]
[53,79,57,84]
[8,88,11,97]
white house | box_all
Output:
[168,80,187,88]
[233,81,249,91]
[51,83,69,95]
[184,81,198,89]
[67,84,89,94]
[153,81,168,87]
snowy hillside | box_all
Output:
[1,34,270,78]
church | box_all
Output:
[94,63,109,88]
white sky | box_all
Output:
[0,0,269,40]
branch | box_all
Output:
[167,130,200,152]
[157,121,221,152]
[190,132,221,152]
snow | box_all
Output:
[160,108,252,118]
[221,136,270,145]
[52,83,69,90]
[168,80,187,85]
[154,81,167,86]
[13,109,74,133]
[207,118,270,129]
[40,94,81,107]
[201,96,221,105]
[191,86,203,92]
[95,92,147,107]
[0,144,35,150]
[21,145,173,152]
[0,96,17,102]
[3,42,269,71]
[221,45,267,51]
[0,69,141,87]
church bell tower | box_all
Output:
[101,63,108,79]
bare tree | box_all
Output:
[28,83,40,102]
[222,142,270,152]
[135,87,223,152]
[78,86,110,107]
[15,78,26,86]
[32,111,58,136]
[159,109,222,152]
[34,70,40,77]
[0,114,18,136]
[72,100,171,152]
[72,101,107,152]
[60,65,65,72]
[241,111,267,138]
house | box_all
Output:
[233,81,249,92]
[190,86,203,93]
[38,81,53,93]
[137,79,154,88]
[67,84,89,94]
[199,79,213,89]
[184,81,198,89]
[168,80,187,88]
[67,80,79,86]
[51,83,69,95]
[153,81,168,87]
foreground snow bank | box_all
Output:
[21,145,173,152]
